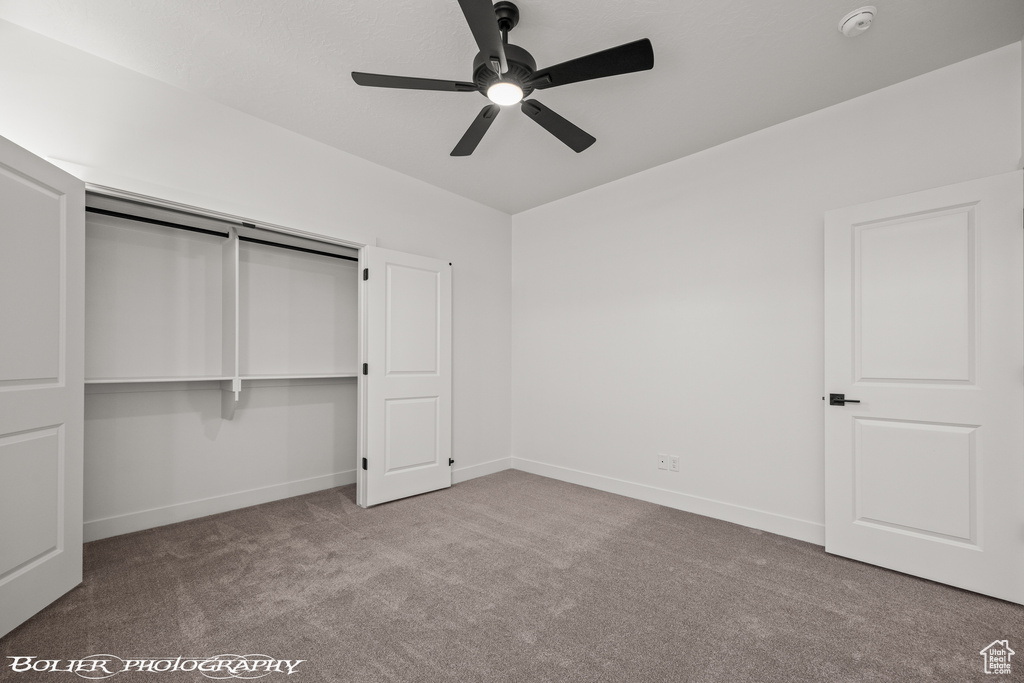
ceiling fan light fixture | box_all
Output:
[487,81,524,106]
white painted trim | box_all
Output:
[452,456,512,484]
[83,470,357,542]
[44,157,373,248]
[511,457,825,545]
[84,182,369,249]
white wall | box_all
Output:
[0,20,513,534]
[510,43,1022,544]
[3,18,1019,545]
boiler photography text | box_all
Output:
[6,655,304,678]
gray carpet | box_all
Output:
[1,470,1021,682]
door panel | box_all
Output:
[360,247,452,507]
[386,397,439,471]
[857,209,973,382]
[824,170,1023,604]
[0,428,62,573]
[386,264,440,374]
[0,135,84,637]
[0,161,62,385]
[854,418,975,542]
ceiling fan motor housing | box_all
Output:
[473,43,536,99]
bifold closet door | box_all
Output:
[360,247,452,507]
[0,135,84,637]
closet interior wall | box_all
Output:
[83,193,360,541]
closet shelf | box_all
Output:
[85,198,359,419]
[85,376,232,385]
[86,373,358,385]
[240,373,359,380]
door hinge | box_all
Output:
[362,363,368,375]
[362,457,367,471]
[449,458,455,466]
[363,268,368,281]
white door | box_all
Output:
[359,246,452,507]
[824,170,1024,604]
[0,136,85,636]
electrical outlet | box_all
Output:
[657,454,668,470]
[669,455,680,472]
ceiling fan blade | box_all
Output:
[458,0,508,74]
[520,100,595,153]
[451,105,500,156]
[352,72,477,92]
[528,38,654,90]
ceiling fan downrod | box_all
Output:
[494,1,520,45]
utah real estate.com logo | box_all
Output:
[980,640,1014,675]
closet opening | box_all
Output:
[82,188,362,540]
[81,185,452,536]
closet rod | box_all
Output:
[238,235,358,262]
[86,206,230,238]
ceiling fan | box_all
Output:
[351,0,654,156]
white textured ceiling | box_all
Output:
[0,0,1022,214]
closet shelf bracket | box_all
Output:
[220,378,241,420]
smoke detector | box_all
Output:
[839,6,876,37]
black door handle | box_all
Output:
[829,393,860,406]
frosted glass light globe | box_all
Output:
[487,82,524,106]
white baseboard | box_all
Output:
[84,457,820,546]
[453,456,512,484]
[511,457,825,546]
[84,470,357,542]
